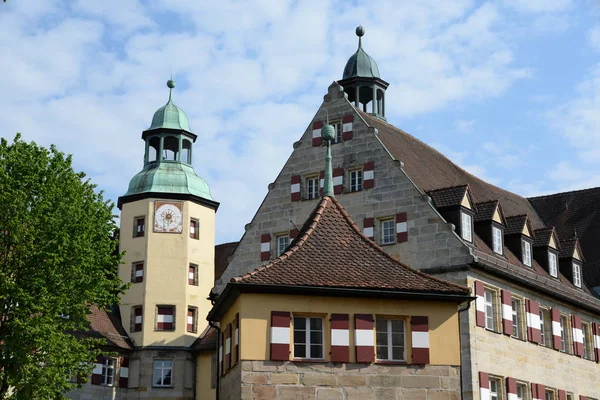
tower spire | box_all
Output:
[356,25,364,49]
[321,114,335,198]
[167,78,175,102]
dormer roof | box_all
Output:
[474,200,506,224]
[428,184,474,210]
[533,227,561,251]
[504,215,534,237]
[560,237,586,263]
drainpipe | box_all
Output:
[209,320,221,400]
[457,300,472,400]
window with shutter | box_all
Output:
[156,306,175,331]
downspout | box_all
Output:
[457,300,471,400]
[209,320,221,400]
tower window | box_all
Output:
[156,306,175,331]
[190,219,199,240]
[152,360,173,387]
[131,262,144,283]
[306,176,319,200]
[187,308,197,333]
[349,169,363,192]
[134,217,145,238]
[131,306,143,332]
[189,264,198,286]
[163,136,178,161]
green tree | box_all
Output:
[0,134,126,399]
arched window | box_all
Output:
[163,136,179,161]
[148,137,160,162]
[377,89,385,116]
[182,140,192,164]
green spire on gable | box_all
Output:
[342,25,380,80]
[147,79,192,132]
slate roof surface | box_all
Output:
[84,305,132,349]
[427,185,469,209]
[505,215,528,236]
[533,228,556,249]
[215,242,238,281]
[363,113,546,229]
[234,196,469,295]
[474,201,499,222]
[529,188,600,287]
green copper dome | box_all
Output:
[124,162,214,201]
[342,26,380,79]
[147,79,191,132]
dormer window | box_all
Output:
[573,263,582,288]
[522,240,532,267]
[492,226,503,254]
[548,252,558,277]
[461,211,472,242]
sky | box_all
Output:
[1,0,600,244]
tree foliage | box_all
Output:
[0,134,126,399]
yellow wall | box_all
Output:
[196,351,216,400]
[119,198,215,348]
[220,293,461,366]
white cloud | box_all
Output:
[588,25,600,51]
[455,119,475,133]
[502,0,572,14]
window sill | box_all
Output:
[374,360,407,365]
[292,359,327,363]
[152,386,174,389]
[510,335,527,342]
[381,242,397,247]
[484,328,501,335]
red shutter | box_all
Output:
[479,372,489,400]
[188,265,196,285]
[501,290,512,335]
[260,234,271,261]
[290,228,299,240]
[312,121,323,146]
[319,170,324,196]
[333,168,344,195]
[133,262,144,283]
[411,316,429,364]
[291,175,301,201]
[342,114,353,140]
[526,299,541,343]
[134,307,143,332]
[558,390,566,400]
[580,396,588,400]
[531,382,538,400]
[157,307,173,330]
[537,384,545,399]
[225,323,232,372]
[354,314,374,363]
[551,308,561,350]
[572,315,583,357]
[363,161,374,189]
[235,313,240,364]
[187,309,194,332]
[592,322,600,362]
[363,218,374,240]
[475,281,485,328]
[119,357,129,388]
[91,355,103,385]
[396,213,408,243]
[506,377,517,399]
[219,331,224,376]
[330,314,350,363]
[270,311,290,361]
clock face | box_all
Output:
[154,201,183,233]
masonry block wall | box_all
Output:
[215,83,472,293]
[224,361,461,400]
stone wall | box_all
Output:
[222,360,460,400]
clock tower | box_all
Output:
[117,79,218,357]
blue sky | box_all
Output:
[1,0,599,243]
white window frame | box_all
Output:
[489,376,502,400]
[516,382,527,400]
[548,252,558,277]
[101,358,115,386]
[152,359,173,387]
[582,322,592,360]
[349,169,363,192]
[190,218,199,239]
[461,212,472,242]
[511,298,524,339]
[492,226,503,254]
[306,176,319,200]
[293,316,324,360]
[484,289,497,331]
[375,318,406,361]
[381,219,395,245]
[545,389,556,400]
[573,263,582,288]
[277,235,290,256]
[329,121,342,144]
[559,315,569,353]
[522,240,532,267]
[540,308,551,347]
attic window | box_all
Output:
[329,121,342,144]
[492,226,503,255]
[522,240,532,267]
[573,263,582,288]
[461,211,472,242]
[548,252,558,278]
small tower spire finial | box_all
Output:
[356,25,365,49]
[321,116,336,198]
[167,78,176,102]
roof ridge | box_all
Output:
[427,184,469,193]
[528,186,600,200]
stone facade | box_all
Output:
[215,83,472,293]
[222,360,461,400]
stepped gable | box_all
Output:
[529,188,600,288]
[233,196,469,295]
[361,112,545,229]
[84,305,132,349]
[427,185,470,209]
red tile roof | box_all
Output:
[474,200,501,223]
[83,305,132,349]
[504,215,530,236]
[233,196,469,296]
[427,185,470,209]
